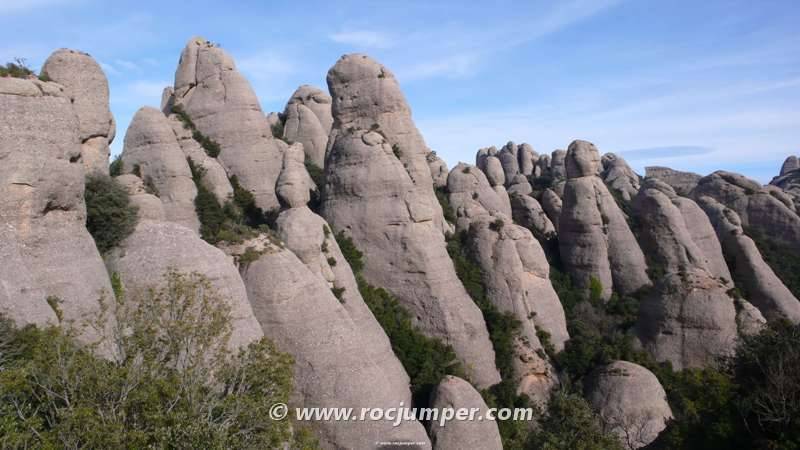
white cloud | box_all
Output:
[99,61,120,76]
[114,59,141,72]
[329,31,393,49]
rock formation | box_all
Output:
[428,376,503,450]
[550,149,567,180]
[540,188,562,231]
[41,49,115,174]
[282,85,332,167]
[322,54,500,387]
[510,192,556,238]
[697,196,800,323]
[121,107,200,232]
[601,153,640,202]
[427,151,449,189]
[585,361,673,449]
[447,163,510,232]
[167,37,284,212]
[645,166,702,197]
[559,140,650,299]
[770,155,800,210]
[275,143,316,208]
[114,174,166,222]
[0,75,114,353]
[692,171,800,251]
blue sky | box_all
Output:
[2,0,798,182]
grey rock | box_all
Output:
[447,163,510,232]
[519,143,537,176]
[427,151,449,189]
[645,166,702,197]
[510,192,556,238]
[550,149,567,179]
[507,174,533,196]
[541,188,562,231]
[536,154,551,178]
[693,170,800,252]
[637,268,737,369]
[697,196,800,323]
[560,141,650,299]
[41,49,114,174]
[601,153,641,202]
[106,221,263,352]
[0,77,114,352]
[241,240,431,449]
[498,141,520,184]
[283,86,330,167]
[780,155,799,176]
[115,174,166,221]
[121,107,199,232]
[736,298,767,336]
[160,86,174,112]
[276,143,316,208]
[483,155,506,187]
[428,376,503,450]
[172,37,284,212]
[586,361,673,449]
[275,207,412,404]
[323,55,500,387]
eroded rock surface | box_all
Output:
[282,85,332,167]
[428,376,503,450]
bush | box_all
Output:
[434,187,456,223]
[0,58,34,79]
[84,173,138,253]
[747,228,800,298]
[527,390,623,450]
[0,271,310,449]
[171,105,222,158]
[109,154,123,176]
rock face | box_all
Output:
[0,76,114,352]
[585,361,673,449]
[541,188,562,231]
[114,174,166,222]
[322,54,500,388]
[780,155,799,176]
[169,37,284,212]
[241,242,431,449]
[468,213,567,404]
[427,152,449,189]
[693,171,800,252]
[632,180,741,368]
[167,115,233,205]
[697,196,800,323]
[771,156,800,211]
[447,163,510,232]
[121,107,199,232]
[550,149,567,180]
[510,192,556,238]
[276,143,316,208]
[428,376,503,450]
[282,85,332,167]
[601,153,640,202]
[105,221,263,352]
[645,166,702,197]
[41,49,115,174]
[559,140,650,299]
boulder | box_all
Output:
[105,221,263,352]
[283,85,332,167]
[498,141,520,184]
[780,155,799,176]
[0,76,114,352]
[697,196,800,323]
[447,163,511,232]
[645,166,702,197]
[585,361,673,449]
[536,154,551,178]
[428,376,503,450]
[601,153,640,202]
[241,240,431,448]
[518,143,537,176]
[510,192,556,238]
[560,141,650,299]
[323,54,500,388]
[171,37,284,212]
[736,298,767,336]
[550,149,567,179]
[121,107,199,232]
[276,143,316,208]
[41,49,115,174]
[693,170,800,252]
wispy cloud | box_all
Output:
[619,145,713,160]
[329,31,393,49]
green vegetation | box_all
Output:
[527,391,624,450]
[305,159,324,213]
[0,271,314,449]
[109,154,123,176]
[188,158,276,245]
[171,105,221,158]
[270,114,285,139]
[434,187,456,223]
[529,174,555,192]
[335,231,464,402]
[0,58,34,79]
[84,173,139,253]
[747,227,800,298]
[392,144,402,159]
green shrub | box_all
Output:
[747,228,800,298]
[434,187,456,223]
[84,173,138,253]
[392,144,402,159]
[0,58,34,79]
[230,175,276,228]
[588,276,604,303]
[171,105,222,158]
[336,231,364,274]
[109,154,123,176]
[527,390,623,450]
[0,271,308,449]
